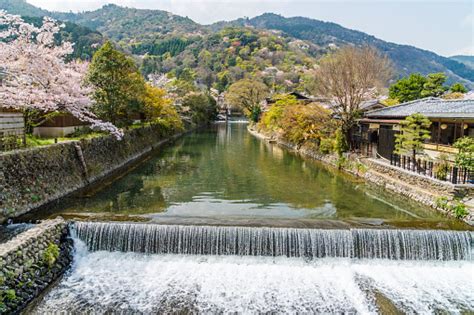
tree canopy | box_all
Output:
[450,82,468,93]
[226,79,269,122]
[389,73,449,103]
[313,46,392,143]
[0,11,121,137]
[86,41,146,127]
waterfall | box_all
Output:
[73,222,472,261]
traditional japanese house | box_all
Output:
[357,97,474,160]
[33,113,88,138]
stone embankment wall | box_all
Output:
[0,126,183,222]
[0,218,72,314]
[248,126,474,223]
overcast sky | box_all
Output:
[27,0,473,57]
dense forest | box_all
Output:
[1,0,473,88]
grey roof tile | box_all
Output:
[365,97,474,119]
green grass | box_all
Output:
[25,132,104,148]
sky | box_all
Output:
[26,0,473,57]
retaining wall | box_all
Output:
[0,125,183,222]
[248,126,474,223]
[0,218,72,314]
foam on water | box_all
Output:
[75,222,473,260]
[33,239,474,314]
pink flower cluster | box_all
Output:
[0,11,123,138]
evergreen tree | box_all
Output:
[395,113,432,163]
[421,73,448,97]
[450,82,468,93]
[389,73,449,102]
[389,73,427,102]
[86,41,146,126]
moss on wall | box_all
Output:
[0,219,72,314]
[0,125,181,222]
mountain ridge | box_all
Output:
[1,0,472,87]
[212,13,473,85]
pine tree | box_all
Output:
[395,113,432,163]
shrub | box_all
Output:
[452,201,469,219]
[434,154,450,181]
[3,290,15,302]
[453,137,474,171]
[261,94,299,131]
[435,196,449,210]
[43,243,60,268]
[280,103,336,146]
[319,138,335,154]
[435,197,469,219]
[335,127,348,158]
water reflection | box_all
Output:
[36,123,454,221]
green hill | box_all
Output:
[137,27,320,92]
[52,4,205,44]
[0,0,48,17]
[213,13,473,86]
[450,55,474,69]
[1,1,472,88]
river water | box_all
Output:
[28,123,474,313]
[27,123,468,229]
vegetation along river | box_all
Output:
[27,122,468,229]
[25,123,473,313]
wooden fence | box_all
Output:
[0,112,25,151]
[390,154,472,185]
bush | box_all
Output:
[434,154,450,180]
[452,201,469,219]
[454,137,474,171]
[435,196,449,210]
[335,127,348,158]
[280,103,336,146]
[43,243,60,268]
[435,197,469,219]
[261,94,300,131]
[319,138,335,154]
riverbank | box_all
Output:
[247,126,474,224]
[0,125,188,223]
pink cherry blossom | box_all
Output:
[0,11,123,138]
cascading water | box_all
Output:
[32,222,474,313]
[74,221,472,261]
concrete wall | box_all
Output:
[0,218,72,313]
[0,125,183,222]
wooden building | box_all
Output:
[356,97,474,160]
[33,113,88,138]
[0,109,25,151]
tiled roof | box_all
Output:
[365,97,474,119]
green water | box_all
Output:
[30,123,467,228]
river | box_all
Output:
[27,123,473,313]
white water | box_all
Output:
[34,239,474,314]
[75,222,473,260]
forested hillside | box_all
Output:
[1,0,472,88]
[450,55,474,69]
[138,27,320,92]
[214,13,474,85]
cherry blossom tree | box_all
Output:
[0,11,123,138]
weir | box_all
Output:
[74,221,473,261]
